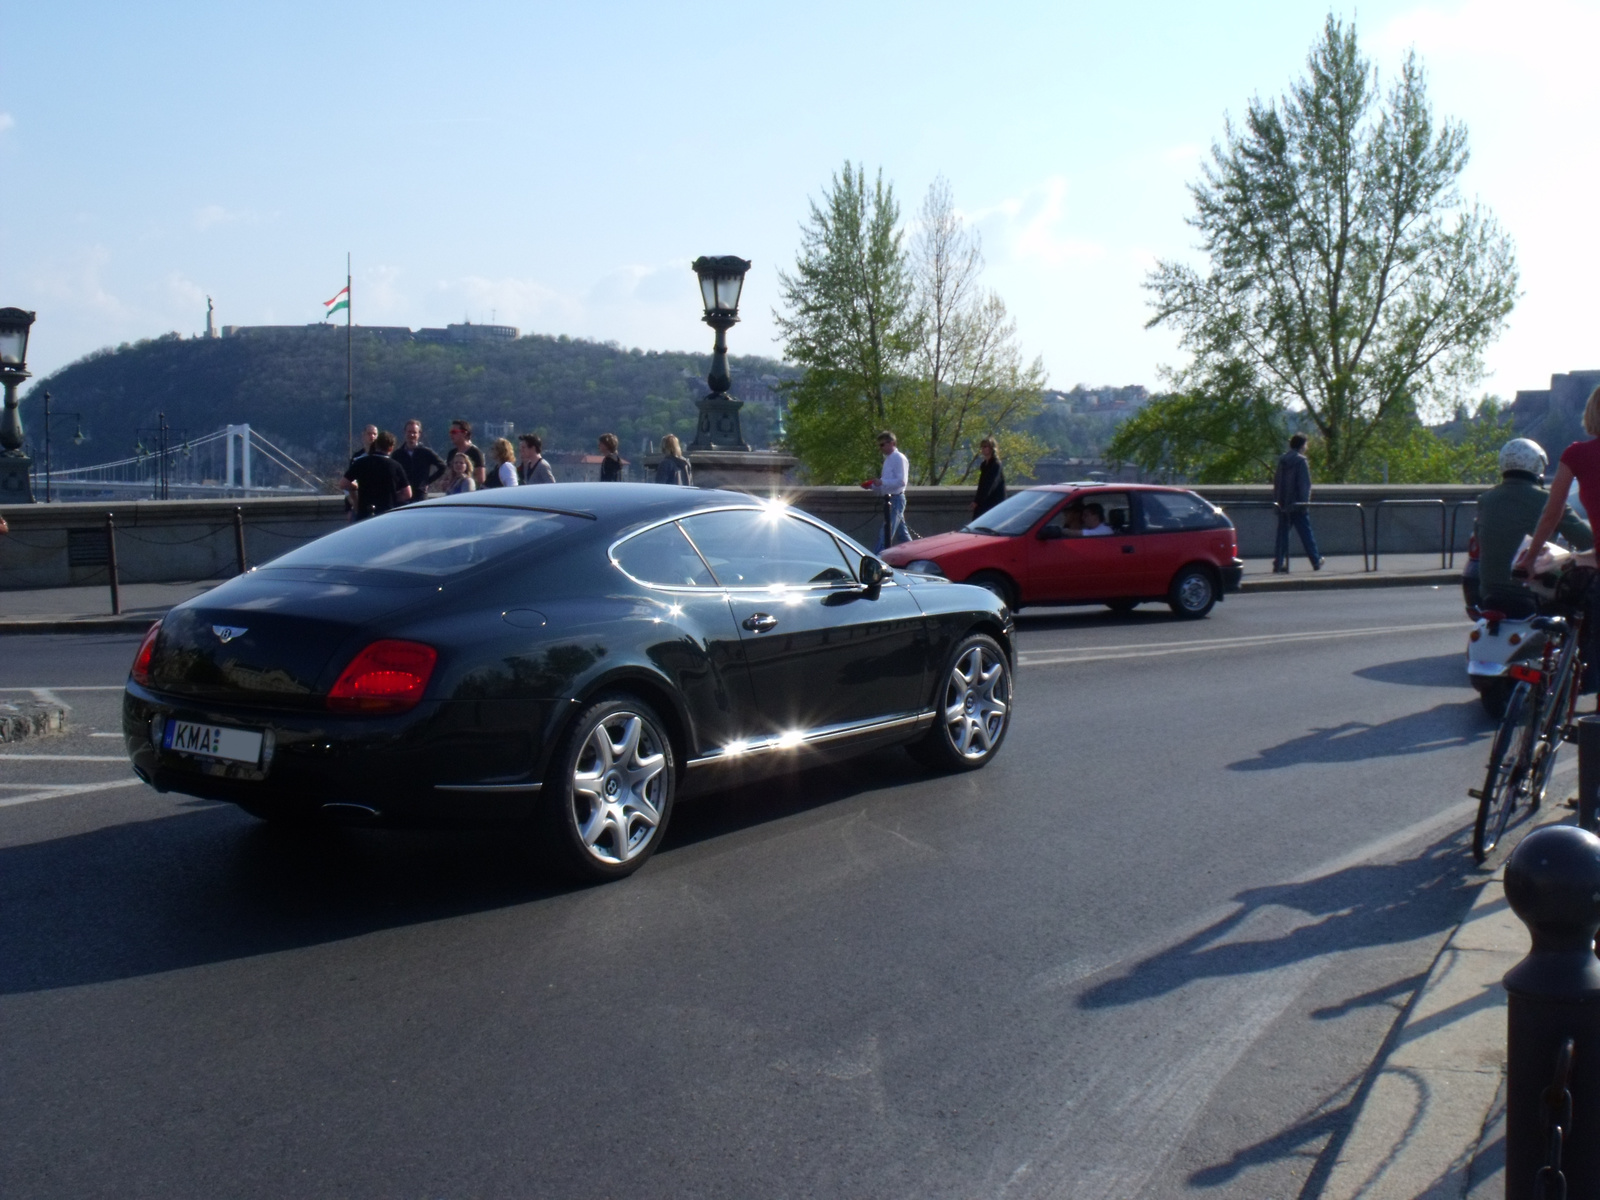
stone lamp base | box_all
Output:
[0,454,34,503]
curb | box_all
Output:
[0,616,161,635]
[1239,570,1459,594]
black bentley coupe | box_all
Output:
[123,484,1015,880]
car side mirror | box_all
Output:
[1037,524,1064,541]
[859,555,890,588]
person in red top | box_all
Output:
[1516,385,1600,574]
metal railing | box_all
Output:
[1216,500,1371,572]
[1372,498,1448,571]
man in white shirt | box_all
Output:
[1080,502,1113,536]
[866,430,911,551]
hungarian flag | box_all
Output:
[324,284,349,320]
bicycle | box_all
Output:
[1471,565,1594,862]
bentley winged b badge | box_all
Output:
[212,625,248,643]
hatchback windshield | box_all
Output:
[962,489,1064,536]
[265,507,582,579]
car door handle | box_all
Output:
[1122,545,1135,553]
[742,613,779,633]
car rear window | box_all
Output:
[1142,491,1226,532]
[264,507,583,579]
[963,489,1063,535]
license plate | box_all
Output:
[162,719,263,765]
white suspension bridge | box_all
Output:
[35,424,326,501]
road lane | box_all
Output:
[0,589,1507,1198]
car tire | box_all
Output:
[966,571,1016,610]
[539,694,676,883]
[1106,600,1139,616]
[909,633,1013,772]
[1167,566,1217,619]
[1477,677,1513,721]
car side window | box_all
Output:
[1141,491,1222,532]
[612,521,717,587]
[1055,492,1132,537]
[680,509,857,587]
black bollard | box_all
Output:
[1503,824,1600,1197]
[1579,716,1600,834]
[233,506,248,575]
[104,512,120,616]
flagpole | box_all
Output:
[345,252,353,455]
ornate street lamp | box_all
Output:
[689,256,753,451]
[0,307,37,501]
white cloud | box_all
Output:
[193,204,260,231]
[971,176,1108,268]
[0,113,14,133]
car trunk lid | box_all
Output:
[145,575,427,707]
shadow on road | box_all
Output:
[1077,829,1477,1013]
[0,757,918,997]
[1354,653,1471,689]
[1227,700,1489,771]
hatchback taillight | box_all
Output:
[130,620,162,685]
[327,640,438,713]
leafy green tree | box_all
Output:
[1107,362,1288,483]
[1146,15,1518,482]
[895,179,1048,484]
[774,163,917,483]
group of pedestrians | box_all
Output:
[340,420,702,521]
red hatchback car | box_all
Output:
[880,484,1245,618]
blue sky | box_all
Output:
[5,1,1595,407]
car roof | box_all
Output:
[416,482,782,524]
[1024,482,1192,494]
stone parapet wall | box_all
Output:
[0,483,1484,592]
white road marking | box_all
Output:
[1018,621,1462,667]
[0,779,145,808]
[89,732,122,738]
[0,754,128,762]
[0,685,124,692]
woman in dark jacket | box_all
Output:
[654,434,693,486]
[598,432,623,482]
[973,436,1006,517]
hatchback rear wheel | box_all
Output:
[1167,566,1217,619]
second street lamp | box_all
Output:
[689,255,752,451]
[42,390,85,503]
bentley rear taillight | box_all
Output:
[327,640,438,713]
[130,621,163,685]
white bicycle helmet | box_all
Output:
[1498,438,1548,477]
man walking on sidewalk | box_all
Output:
[864,430,911,552]
[1273,433,1323,573]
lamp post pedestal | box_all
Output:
[0,368,36,502]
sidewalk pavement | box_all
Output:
[0,555,1461,634]
[1318,786,1570,1199]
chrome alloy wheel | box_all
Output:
[942,644,1010,759]
[570,711,668,865]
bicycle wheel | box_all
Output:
[1475,681,1536,863]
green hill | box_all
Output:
[21,328,794,474]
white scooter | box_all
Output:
[1464,536,1583,718]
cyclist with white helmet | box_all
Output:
[1475,437,1592,615]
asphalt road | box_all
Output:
[0,586,1530,1199]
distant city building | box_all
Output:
[1510,369,1600,464]
[416,322,520,343]
[1044,384,1151,414]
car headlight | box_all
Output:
[905,559,945,577]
